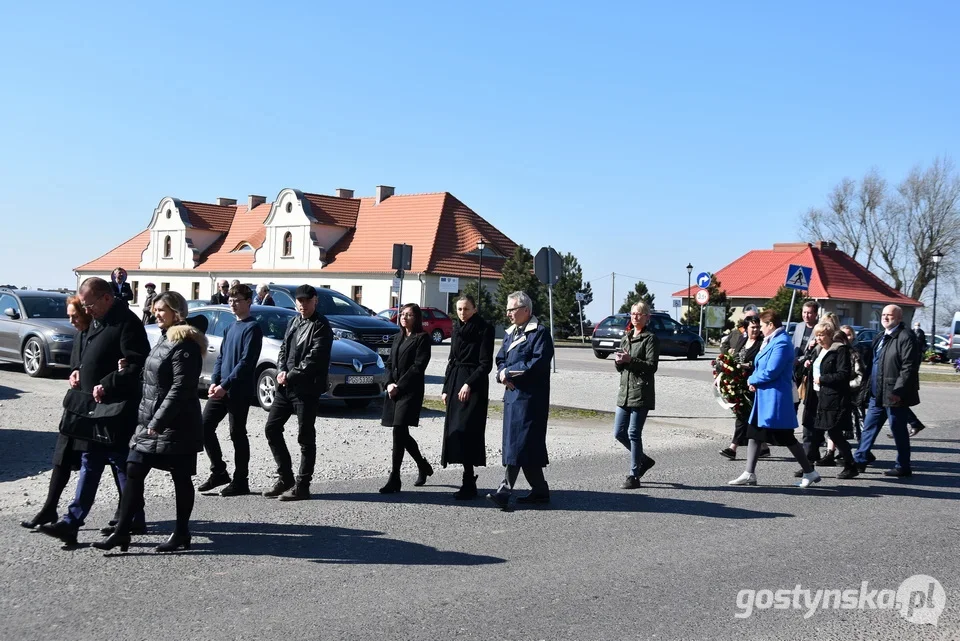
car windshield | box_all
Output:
[317,291,370,317]
[598,316,628,329]
[22,297,67,319]
[251,309,295,340]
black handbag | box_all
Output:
[60,388,126,444]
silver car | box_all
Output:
[0,288,76,377]
[146,305,387,411]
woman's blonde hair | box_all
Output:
[631,301,651,316]
[153,291,188,323]
[813,321,835,339]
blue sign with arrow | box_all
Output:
[784,264,812,291]
[696,272,711,289]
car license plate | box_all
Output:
[377,347,391,355]
[347,375,374,385]
[600,340,615,347]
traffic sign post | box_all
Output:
[783,264,813,333]
[695,289,709,342]
[575,292,585,344]
[535,246,562,372]
[696,272,712,289]
[391,244,413,323]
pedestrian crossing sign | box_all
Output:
[784,264,812,291]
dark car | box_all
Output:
[377,307,453,344]
[0,288,75,377]
[263,284,401,356]
[856,328,880,347]
[591,312,705,360]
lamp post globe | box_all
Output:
[931,250,944,346]
[477,238,486,313]
[686,263,693,323]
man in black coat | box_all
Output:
[262,284,333,501]
[852,305,920,477]
[210,279,230,305]
[40,277,149,545]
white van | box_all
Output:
[948,312,960,359]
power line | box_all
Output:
[585,271,684,287]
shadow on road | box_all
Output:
[0,382,23,401]
[0,428,56,481]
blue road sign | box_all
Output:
[785,264,812,291]
[673,299,682,307]
[696,272,711,289]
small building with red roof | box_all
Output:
[76,186,517,313]
[671,241,923,329]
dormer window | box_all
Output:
[163,235,172,258]
[232,242,254,253]
[282,232,293,257]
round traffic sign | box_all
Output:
[695,289,710,305]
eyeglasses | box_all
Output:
[506,305,527,313]
[630,312,648,317]
[80,294,103,310]
[228,298,250,304]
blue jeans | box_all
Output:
[64,451,145,527]
[855,397,911,470]
[613,407,650,477]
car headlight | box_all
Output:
[332,328,357,341]
[50,333,73,342]
[376,354,384,369]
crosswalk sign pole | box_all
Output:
[784,289,797,332]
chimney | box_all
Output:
[816,240,837,251]
[375,185,395,205]
[248,195,266,209]
[335,188,354,199]
[216,197,238,207]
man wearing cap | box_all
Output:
[210,280,230,305]
[262,284,334,500]
[141,283,157,325]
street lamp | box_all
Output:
[477,238,486,313]
[686,263,693,323]
[931,249,944,348]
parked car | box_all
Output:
[949,312,960,360]
[187,299,210,310]
[262,284,401,356]
[856,328,880,347]
[0,288,75,377]
[146,305,387,410]
[591,312,704,359]
[377,306,453,344]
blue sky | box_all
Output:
[1,1,957,323]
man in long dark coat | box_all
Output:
[487,291,554,510]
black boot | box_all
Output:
[454,474,479,500]
[379,472,401,494]
[262,477,295,498]
[156,532,191,553]
[413,460,434,487]
[92,532,130,552]
[38,521,78,546]
[20,508,58,529]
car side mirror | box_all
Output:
[3,307,19,320]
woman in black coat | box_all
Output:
[96,291,206,553]
[812,326,859,479]
[379,303,433,494]
[441,295,494,499]
[719,316,770,460]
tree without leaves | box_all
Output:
[618,280,655,314]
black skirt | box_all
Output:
[51,434,83,469]
[746,424,800,446]
[127,449,198,476]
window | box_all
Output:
[285,202,293,213]
[212,311,236,338]
[191,282,200,300]
[252,309,296,340]
[351,285,362,304]
[432,310,450,320]
[192,310,220,334]
[271,289,295,309]
[661,317,681,333]
[163,235,172,258]
[0,294,20,317]
[233,243,254,253]
[870,309,881,331]
[320,284,331,289]
[282,232,292,257]
[161,282,170,292]
[390,292,399,309]
[598,316,628,330]
[165,208,172,219]
[22,297,67,319]
[131,281,139,304]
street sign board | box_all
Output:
[391,243,412,271]
[695,289,710,305]
[784,264,812,291]
[696,272,712,289]
[391,277,401,291]
[534,246,562,286]
[672,299,682,308]
[705,305,726,328]
[439,276,459,293]
[575,292,585,302]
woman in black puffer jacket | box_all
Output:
[96,291,206,553]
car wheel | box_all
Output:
[593,350,609,359]
[431,329,444,344]
[345,398,371,410]
[23,338,50,378]
[257,368,278,411]
[686,343,699,360]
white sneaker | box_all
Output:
[796,470,822,488]
[728,472,757,486]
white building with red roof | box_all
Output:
[76,186,517,312]
[672,241,923,329]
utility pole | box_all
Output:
[610,272,615,316]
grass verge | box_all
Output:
[919,372,960,383]
[422,397,614,422]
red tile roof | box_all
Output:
[196,204,270,270]
[301,193,361,227]
[75,230,151,272]
[180,201,237,233]
[671,243,922,306]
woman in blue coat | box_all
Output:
[487,291,554,510]
[729,310,818,488]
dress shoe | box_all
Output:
[837,466,860,480]
[796,470,822,488]
[156,532,191,553]
[100,524,147,536]
[278,483,310,501]
[516,492,550,505]
[621,475,641,489]
[413,461,434,487]
[908,422,926,437]
[728,472,757,486]
[92,532,130,552]
[884,467,912,478]
[38,521,78,546]
[719,447,737,460]
[486,492,511,511]
[885,431,895,439]
[262,478,295,498]
[855,452,876,473]
[20,508,58,529]
[197,472,231,492]
[793,468,805,478]
[453,475,478,500]
[379,473,401,494]
[758,446,771,458]
[637,456,656,478]
[220,481,250,497]
[819,451,837,467]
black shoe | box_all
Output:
[855,451,877,473]
[197,472,231,492]
[38,521,78,546]
[793,469,805,478]
[884,467,912,478]
[453,475,479,500]
[262,478,295,498]
[621,475,641,489]
[885,431,895,439]
[516,492,550,505]
[758,446,771,458]
[486,492,511,511]
[820,452,837,467]
[92,532,130,552]
[719,447,737,460]
[379,473,401,494]
[413,461,434,487]
[278,483,310,501]
[20,508,58,529]
[637,456,656,478]
[220,481,250,497]
[837,466,860,480]
[908,423,926,437]
[156,532,191,553]
[100,524,147,536]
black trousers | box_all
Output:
[500,464,549,495]
[802,425,824,464]
[823,427,855,465]
[202,395,251,481]
[264,388,318,483]
[732,414,749,446]
[116,461,194,536]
